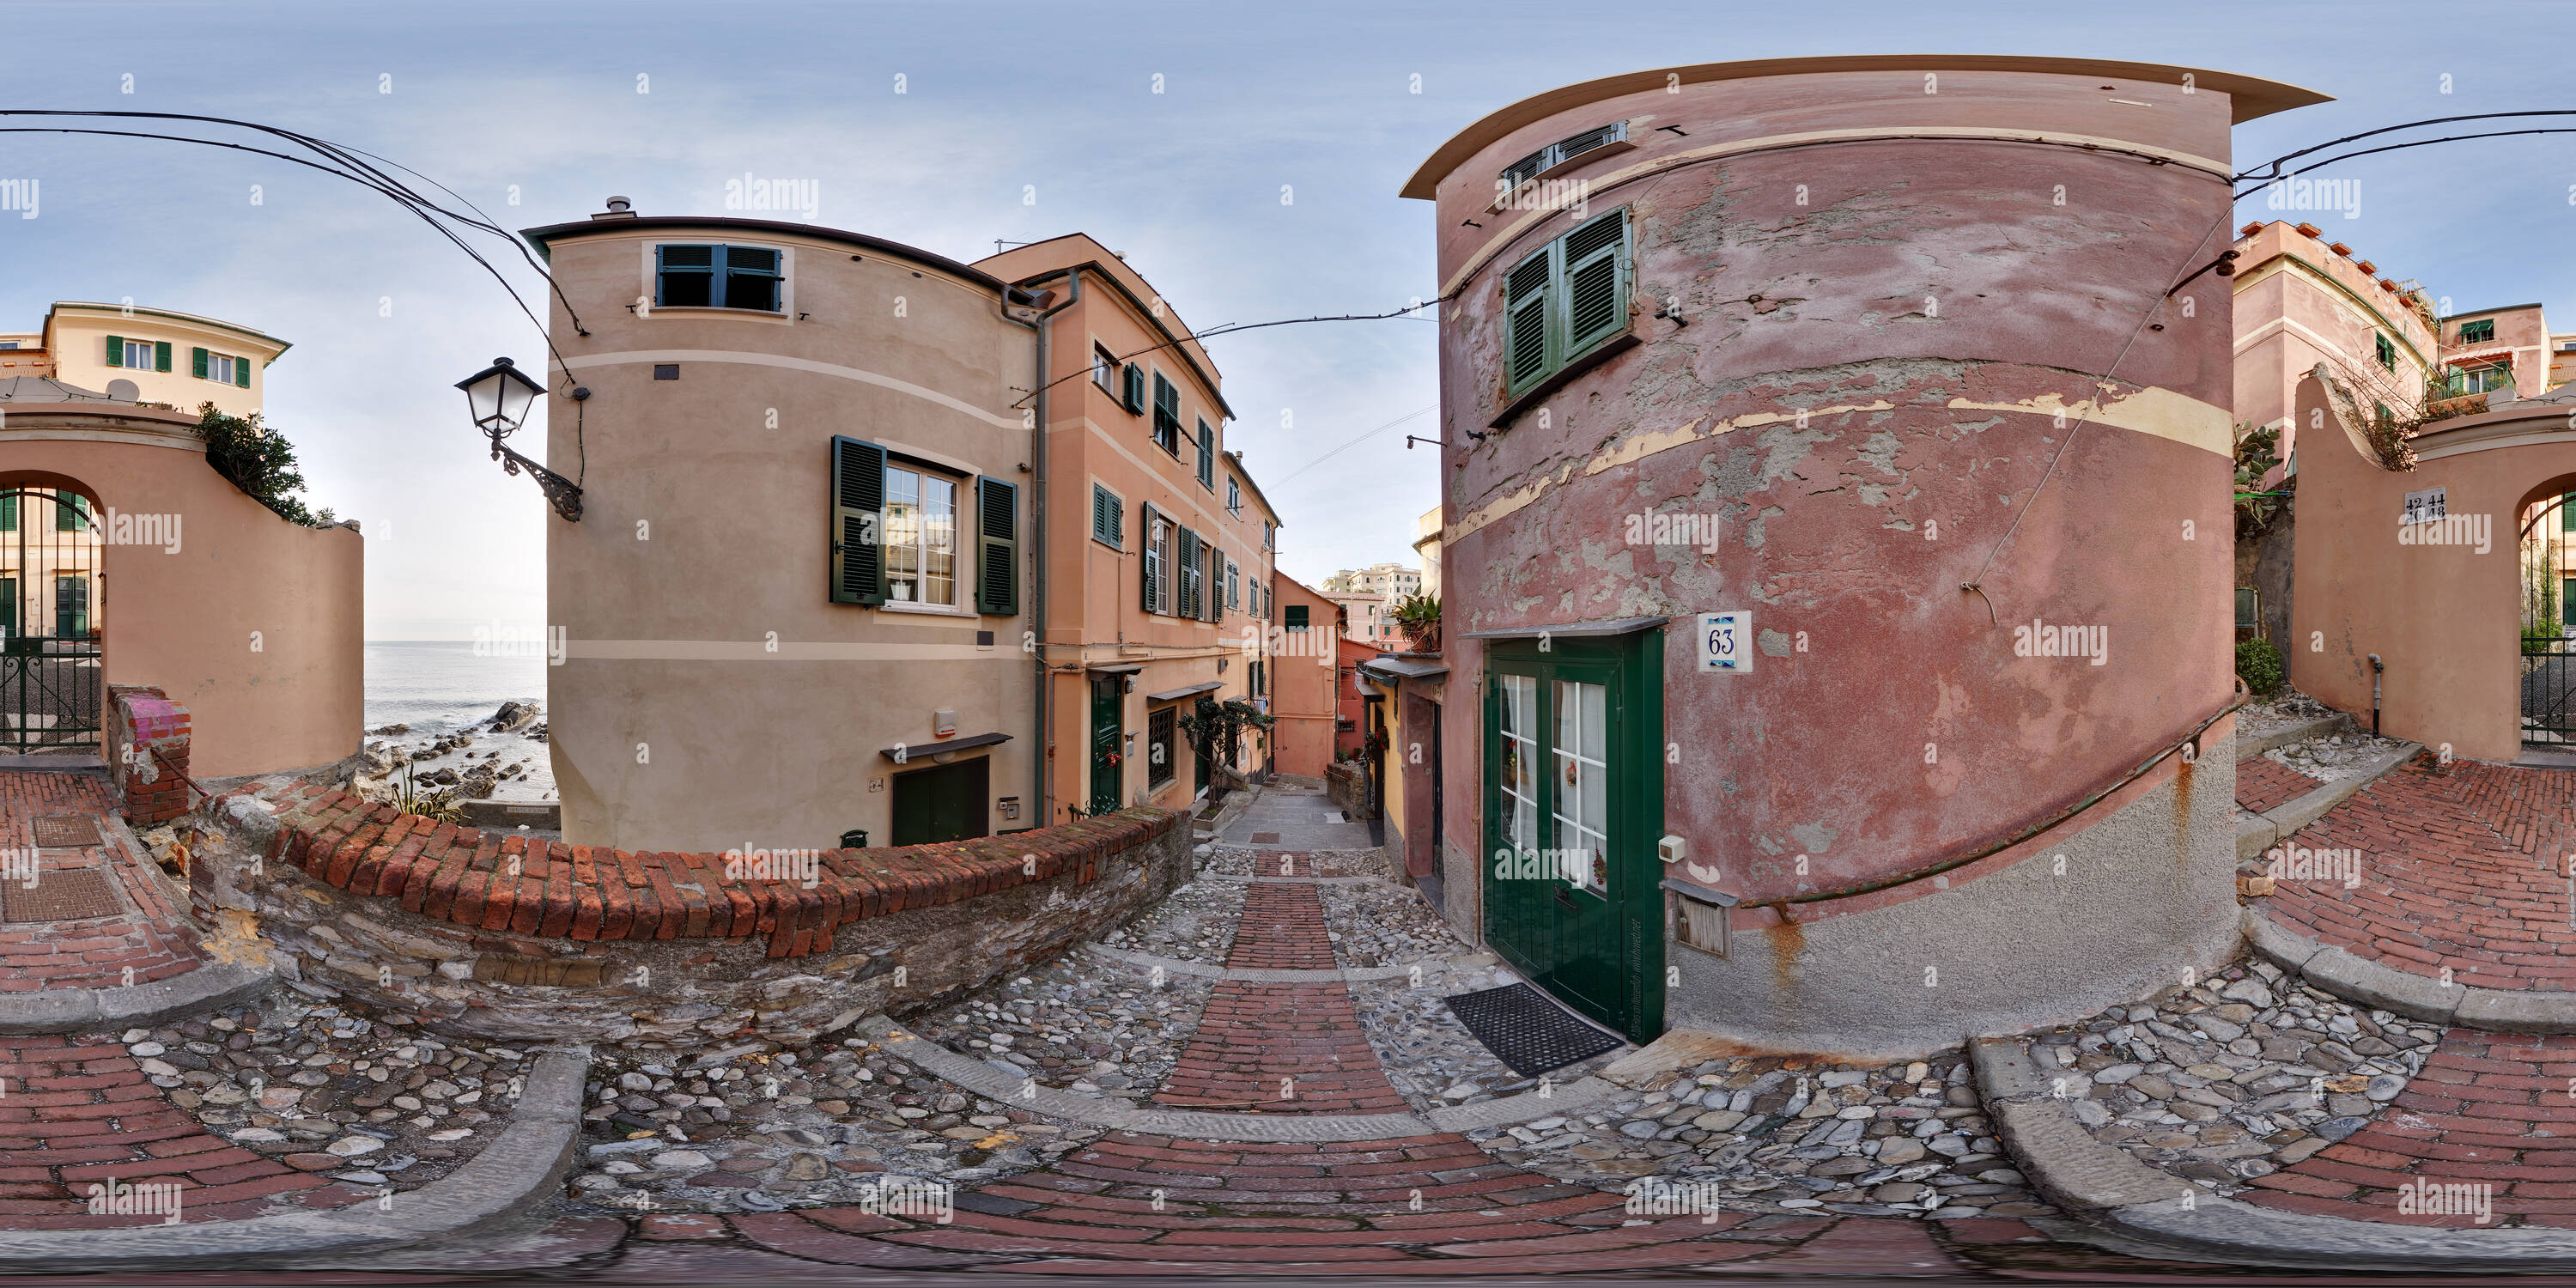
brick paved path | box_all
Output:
[0,770,202,993]
[2260,760,2576,993]
[0,1033,355,1227]
[2242,1029,2576,1228]
[559,861,2059,1275]
[1152,882,1406,1115]
[2234,756,2318,815]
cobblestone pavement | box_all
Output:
[0,769,203,992]
[2258,758,2576,993]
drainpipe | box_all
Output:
[2368,653,2385,736]
[1028,271,1083,825]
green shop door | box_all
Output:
[1481,631,1664,1043]
[1090,675,1124,816]
[891,756,990,846]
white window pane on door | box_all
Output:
[1501,674,1538,854]
[1554,679,1608,892]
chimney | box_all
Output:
[592,195,637,221]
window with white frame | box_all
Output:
[1226,477,1242,517]
[883,465,958,606]
[123,339,154,368]
[1093,344,1118,392]
[204,353,236,384]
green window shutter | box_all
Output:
[829,436,888,605]
[1093,483,1121,546]
[104,336,123,368]
[2563,494,2574,533]
[974,476,1019,615]
[234,354,251,387]
[1285,604,1309,629]
[191,347,208,379]
[1125,364,1146,415]
[1503,251,1552,393]
[1176,525,1199,618]
[0,494,14,532]
[1206,546,1223,622]
[1142,506,1163,613]
[155,341,171,373]
[1197,422,1214,487]
[1561,210,1630,358]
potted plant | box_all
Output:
[1391,593,1441,653]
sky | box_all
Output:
[4,0,2573,638]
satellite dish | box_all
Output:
[105,379,139,401]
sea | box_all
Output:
[364,641,554,800]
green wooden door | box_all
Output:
[1090,676,1123,815]
[891,756,989,846]
[1481,632,1664,1042]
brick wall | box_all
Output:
[191,781,1194,1046]
[106,685,192,826]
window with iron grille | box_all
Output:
[1091,483,1123,549]
[1504,208,1631,398]
[655,244,783,312]
[1498,120,1628,191]
[1147,707,1176,788]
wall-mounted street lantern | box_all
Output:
[457,356,583,521]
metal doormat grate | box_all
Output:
[2,866,124,923]
[1250,832,1281,844]
[1443,982,1624,1077]
[30,816,100,848]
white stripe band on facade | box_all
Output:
[567,640,1014,662]
[553,349,1024,430]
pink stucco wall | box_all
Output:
[2288,373,2576,762]
[0,404,362,778]
[1419,60,2261,906]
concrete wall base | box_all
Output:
[1662,728,2241,1062]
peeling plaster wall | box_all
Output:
[1419,62,2258,1047]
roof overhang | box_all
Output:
[1145,681,1225,703]
[1401,55,2330,199]
[1462,616,1668,641]
[520,216,1005,291]
[879,731,1009,762]
[1361,656,1450,682]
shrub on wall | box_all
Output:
[2235,637,2286,696]
[195,403,336,528]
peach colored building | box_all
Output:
[2230,221,2437,480]
[2434,302,2552,407]
[971,235,1281,821]
[1267,575,1342,781]
[0,380,361,778]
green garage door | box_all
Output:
[892,756,991,847]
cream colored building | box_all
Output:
[1412,507,1441,600]
[526,201,1042,853]
[0,302,286,418]
[1321,561,1420,643]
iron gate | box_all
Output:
[0,489,104,752]
[2522,494,2575,744]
